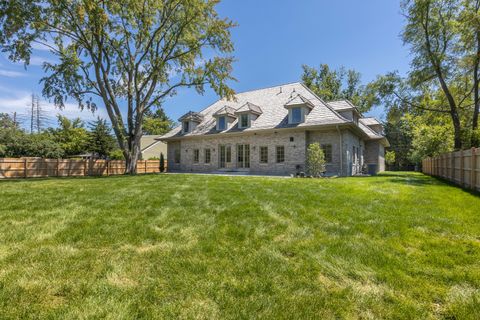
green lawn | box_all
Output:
[0,172,479,319]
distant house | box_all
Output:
[159,82,389,176]
[140,135,167,160]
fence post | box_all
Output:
[471,148,477,190]
[56,158,60,177]
[460,149,464,186]
[145,160,147,174]
[106,160,109,176]
[24,158,27,178]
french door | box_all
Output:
[219,145,226,168]
[237,144,250,168]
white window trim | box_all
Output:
[288,107,306,124]
[217,116,227,131]
[238,113,250,128]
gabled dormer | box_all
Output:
[213,106,236,131]
[178,111,204,134]
[234,102,263,129]
[284,94,314,124]
[360,117,384,135]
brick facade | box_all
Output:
[166,128,375,176]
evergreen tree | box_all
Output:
[87,118,116,159]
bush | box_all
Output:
[160,152,165,172]
[109,149,125,160]
[385,151,396,166]
[306,143,326,177]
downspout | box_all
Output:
[336,125,343,176]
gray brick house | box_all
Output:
[159,82,389,176]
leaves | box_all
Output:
[0,0,236,172]
[301,64,376,113]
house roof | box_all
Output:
[284,94,314,109]
[178,111,204,123]
[328,100,356,111]
[213,106,236,117]
[160,82,386,142]
[235,102,263,115]
[359,117,381,126]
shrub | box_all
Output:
[160,152,165,172]
[306,143,326,177]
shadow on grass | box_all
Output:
[0,173,165,183]
[376,171,480,197]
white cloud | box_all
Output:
[0,69,25,77]
[0,94,111,127]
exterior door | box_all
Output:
[219,145,226,168]
[237,144,250,168]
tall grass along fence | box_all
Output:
[422,147,480,192]
[0,158,167,179]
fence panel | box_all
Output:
[422,148,479,192]
[0,158,167,179]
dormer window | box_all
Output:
[240,114,249,128]
[178,111,204,134]
[213,106,236,131]
[284,94,314,124]
[218,116,226,130]
[182,121,190,133]
[291,107,302,123]
[234,102,263,129]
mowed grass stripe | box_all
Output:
[0,172,479,319]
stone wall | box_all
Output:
[167,130,308,175]
[166,128,378,176]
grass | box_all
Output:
[0,172,479,319]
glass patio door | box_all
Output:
[219,145,226,168]
[237,144,250,168]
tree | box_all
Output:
[49,115,89,156]
[143,108,174,135]
[383,110,415,170]
[301,64,377,113]
[160,152,166,172]
[306,143,326,177]
[0,0,236,173]
[385,151,396,167]
[391,0,480,149]
[87,118,116,158]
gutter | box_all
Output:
[336,124,343,176]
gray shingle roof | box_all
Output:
[161,82,383,140]
[359,117,381,126]
[213,106,236,117]
[328,100,356,111]
[235,102,263,115]
[284,94,314,109]
[178,111,204,122]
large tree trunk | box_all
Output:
[123,111,144,174]
[472,32,480,146]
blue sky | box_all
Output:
[0,0,410,128]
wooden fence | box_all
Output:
[0,158,167,179]
[422,148,480,192]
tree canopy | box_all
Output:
[0,0,236,173]
[301,64,377,113]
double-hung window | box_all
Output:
[291,107,302,123]
[182,121,190,133]
[204,148,211,163]
[321,144,333,163]
[240,114,249,128]
[276,146,285,163]
[218,116,226,130]
[260,146,268,163]
[193,149,200,163]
